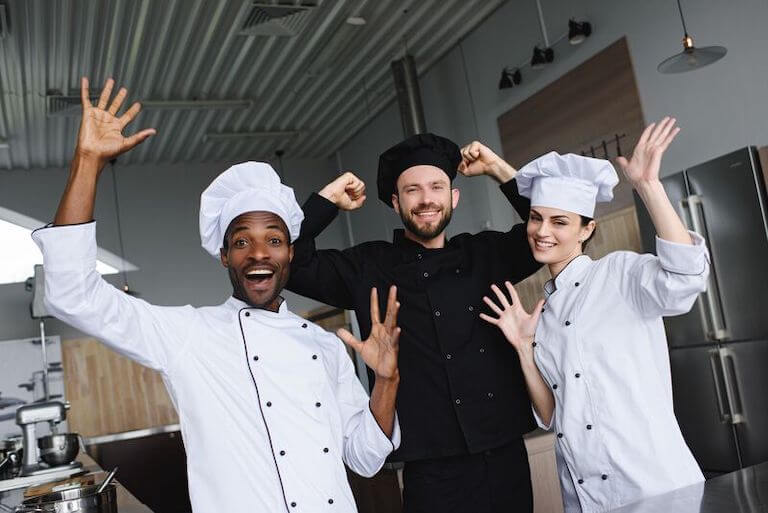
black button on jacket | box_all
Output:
[287,180,541,461]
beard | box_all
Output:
[399,202,453,241]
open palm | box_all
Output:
[480,282,544,351]
[76,77,156,164]
[616,117,679,184]
[337,286,400,380]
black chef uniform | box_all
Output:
[288,134,541,513]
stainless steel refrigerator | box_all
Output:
[633,146,768,475]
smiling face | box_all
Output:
[392,165,459,243]
[526,206,595,272]
[219,211,293,312]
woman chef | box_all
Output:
[475,118,708,512]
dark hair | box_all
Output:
[580,216,596,250]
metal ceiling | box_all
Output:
[0,0,505,170]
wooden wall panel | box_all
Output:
[61,338,178,438]
[497,37,646,218]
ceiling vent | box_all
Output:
[239,2,316,37]
[0,4,9,40]
[46,93,99,117]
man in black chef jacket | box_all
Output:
[287,133,541,513]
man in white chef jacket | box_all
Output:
[31,77,401,513]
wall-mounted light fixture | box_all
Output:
[530,46,554,69]
[498,67,522,89]
[498,2,593,92]
[568,19,592,45]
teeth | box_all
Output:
[535,240,555,249]
[247,269,273,276]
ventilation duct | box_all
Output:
[391,54,426,137]
[0,4,8,40]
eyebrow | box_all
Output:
[404,180,448,188]
[229,226,249,238]
[530,210,569,220]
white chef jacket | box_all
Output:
[531,232,709,513]
[32,222,400,513]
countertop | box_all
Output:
[610,460,768,513]
[0,453,153,513]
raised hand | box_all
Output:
[76,77,156,165]
[616,117,680,186]
[318,171,367,211]
[337,286,400,380]
[480,281,545,352]
[458,141,516,182]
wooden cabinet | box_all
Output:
[525,430,564,513]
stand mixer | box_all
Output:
[0,401,83,492]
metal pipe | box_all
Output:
[39,320,49,402]
[391,55,427,137]
[535,0,550,48]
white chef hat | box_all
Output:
[199,162,304,258]
[516,152,619,218]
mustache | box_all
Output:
[238,258,278,273]
[411,203,444,214]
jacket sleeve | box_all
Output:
[611,231,710,318]
[484,179,542,283]
[31,222,194,372]
[499,178,532,222]
[287,193,365,310]
[331,337,400,477]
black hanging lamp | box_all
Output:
[658,0,727,74]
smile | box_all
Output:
[244,267,276,287]
[534,239,557,250]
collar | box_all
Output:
[225,295,290,316]
[543,254,592,296]
[392,229,449,250]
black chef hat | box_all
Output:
[377,133,461,206]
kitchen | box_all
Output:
[1,0,767,512]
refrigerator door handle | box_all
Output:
[708,349,732,424]
[720,348,745,424]
[681,195,729,341]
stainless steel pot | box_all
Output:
[16,484,117,513]
[37,434,79,467]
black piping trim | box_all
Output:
[238,307,291,513]
[368,400,395,453]
[31,219,95,235]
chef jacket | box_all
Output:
[287,180,542,461]
[532,232,709,513]
[31,221,400,513]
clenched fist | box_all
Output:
[458,141,516,183]
[319,171,367,211]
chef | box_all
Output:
[31,77,401,513]
[479,118,708,512]
[287,133,542,513]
